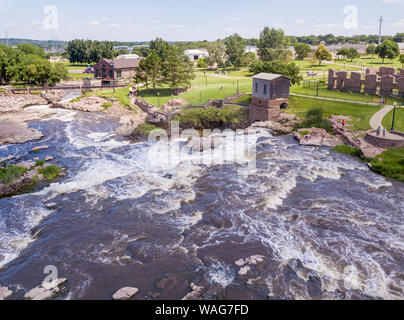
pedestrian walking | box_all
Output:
[376,126,381,136]
[383,128,386,137]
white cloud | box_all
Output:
[227,17,241,21]
[391,19,404,26]
[293,19,305,24]
[383,0,404,3]
[273,22,284,27]
[90,20,100,25]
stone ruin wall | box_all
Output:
[328,67,404,99]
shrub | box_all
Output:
[102,102,112,109]
[39,165,62,181]
[332,145,363,157]
[35,160,45,166]
[0,165,27,184]
[294,108,332,132]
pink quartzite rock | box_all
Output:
[112,287,139,300]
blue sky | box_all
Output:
[0,0,403,41]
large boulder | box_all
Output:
[0,286,12,300]
[0,120,43,145]
[112,287,139,300]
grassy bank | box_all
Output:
[0,165,27,184]
[173,104,249,129]
[369,148,404,182]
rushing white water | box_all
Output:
[0,109,403,300]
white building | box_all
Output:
[245,46,257,54]
[183,49,209,62]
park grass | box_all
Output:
[134,122,160,135]
[68,73,93,80]
[287,96,376,131]
[0,165,27,184]
[173,104,249,129]
[382,107,404,132]
[293,59,361,74]
[369,148,404,182]
[334,55,402,70]
[139,74,252,106]
[290,83,399,104]
[202,68,252,78]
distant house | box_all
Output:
[398,43,404,54]
[93,56,142,82]
[249,73,291,123]
[245,46,258,55]
[183,49,209,62]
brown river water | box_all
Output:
[0,105,403,300]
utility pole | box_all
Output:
[378,16,383,45]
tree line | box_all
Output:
[65,40,115,64]
[0,44,68,86]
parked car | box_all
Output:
[83,68,94,74]
[307,71,318,76]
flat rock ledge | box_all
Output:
[235,255,266,276]
[25,278,67,300]
[293,128,343,148]
[112,287,139,300]
[0,120,43,145]
[0,286,12,300]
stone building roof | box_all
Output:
[252,73,291,81]
[113,57,141,70]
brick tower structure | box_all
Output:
[249,73,291,123]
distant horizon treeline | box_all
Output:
[1,33,403,50]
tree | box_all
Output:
[242,52,257,67]
[294,43,311,60]
[257,27,288,61]
[197,58,207,68]
[143,52,163,94]
[400,54,404,69]
[249,60,302,85]
[149,38,172,61]
[163,48,195,91]
[17,44,45,58]
[205,40,226,69]
[366,43,376,59]
[375,40,400,64]
[346,48,360,62]
[337,47,349,58]
[66,39,88,64]
[224,34,245,68]
[314,44,332,65]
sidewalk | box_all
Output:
[290,93,379,106]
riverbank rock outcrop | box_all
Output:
[293,128,343,147]
[25,278,67,300]
[0,120,43,145]
[0,93,48,112]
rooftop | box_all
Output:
[252,73,291,81]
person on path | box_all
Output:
[383,128,387,137]
[376,126,381,136]
[342,119,346,127]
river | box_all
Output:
[0,105,403,300]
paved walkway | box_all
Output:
[369,105,404,140]
[290,93,379,106]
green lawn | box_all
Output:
[335,55,403,70]
[382,107,404,132]
[60,61,90,70]
[202,68,252,78]
[290,83,399,104]
[287,95,377,131]
[138,74,252,106]
[293,59,362,75]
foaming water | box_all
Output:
[0,109,403,300]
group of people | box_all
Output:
[376,126,387,137]
[128,86,139,98]
[380,98,388,108]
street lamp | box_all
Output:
[158,92,160,107]
[316,81,319,97]
[391,102,397,131]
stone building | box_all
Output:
[249,73,290,123]
[94,56,142,83]
[328,67,404,99]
